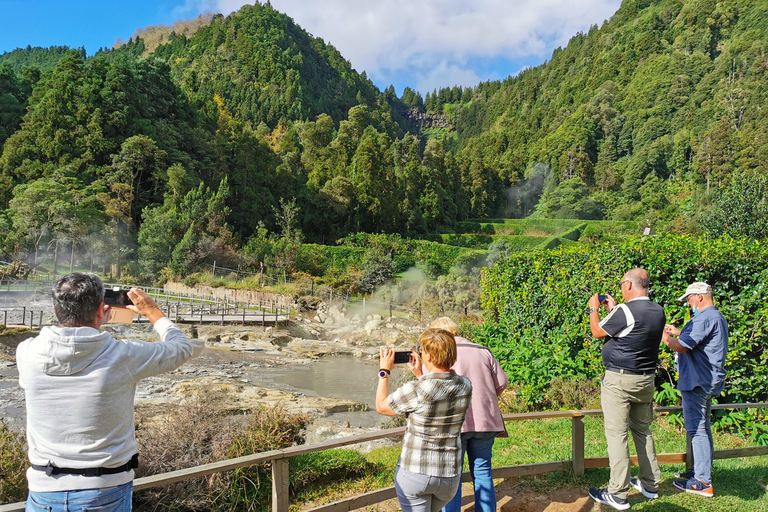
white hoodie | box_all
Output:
[16,317,204,492]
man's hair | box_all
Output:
[626,268,650,290]
[418,328,457,370]
[52,273,105,327]
[430,316,459,336]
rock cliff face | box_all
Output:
[398,108,453,130]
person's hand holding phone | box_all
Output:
[380,347,395,372]
[602,293,616,311]
[408,350,423,379]
[126,288,166,325]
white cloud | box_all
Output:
[183,0,622,93]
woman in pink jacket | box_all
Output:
[431,317,509,512]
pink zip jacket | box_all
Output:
[452,336,509,436]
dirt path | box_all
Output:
[343,480,598,512]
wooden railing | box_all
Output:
[2,403,766,512]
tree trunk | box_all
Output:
[53,240,59,275]
[116,221,122,279]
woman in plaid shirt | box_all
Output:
[376,328,473,512]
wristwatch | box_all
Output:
[588,308,599,314]
[378,368,390,378]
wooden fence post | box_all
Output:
[571,413,585,476]
[272,458,290,512]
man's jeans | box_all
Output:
[443,432,497,512]
[26,481,133,512]
[682,387,714,484]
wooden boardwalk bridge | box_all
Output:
[0,280,291,328]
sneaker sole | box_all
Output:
[685,488,714,498]
[673,481,713,497]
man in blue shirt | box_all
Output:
[663,281,729,498]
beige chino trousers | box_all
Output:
[601,370,661,499]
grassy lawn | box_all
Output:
[291,415,768,511]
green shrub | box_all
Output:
[438,234,494,249]
[0,420,27,504]
[560,223,587,241]
[546,377,600,410]
[479,234,768,416]
[579,221,641,241]
[133,395,309,512]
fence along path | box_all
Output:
[0,282,289,327]
[2,402,767,512]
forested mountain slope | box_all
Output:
[114,3,385,129]
[0,0,766,279]
[441,0,768,228]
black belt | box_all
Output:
[32,453,138,477]
[605,367,655,376]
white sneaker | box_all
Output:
[630,477,658,499]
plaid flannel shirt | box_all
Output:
[388,371,472,477]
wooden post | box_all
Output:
[571,413,585,476]
[272,458,290,512]
[389,301,392,319]
[3,310,7,327]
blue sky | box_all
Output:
[0,0,623,95]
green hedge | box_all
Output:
[579,221,642,240]
[460,218,638,238]
[295,245,367,276]
[477,234,768,412]
[456,221,495,234]
[421,234,543,252]
[295,234,482,279]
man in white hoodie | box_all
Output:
[16,273,204,511]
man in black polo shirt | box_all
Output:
[587,268,666,510]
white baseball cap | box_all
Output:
[678,281,713,301]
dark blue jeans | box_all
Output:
[443,432,497,512]
[682,387,714,484]
[26,481,133,512]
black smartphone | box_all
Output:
[394,351,412,364]
[598,294,607,304]
[104,289,132,307]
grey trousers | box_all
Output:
[601,370,661,499]
[395,465,461,512]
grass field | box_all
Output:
[291,415,768,511]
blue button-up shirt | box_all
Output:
[677,306,729,395]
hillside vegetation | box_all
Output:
[0,0,766,282]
